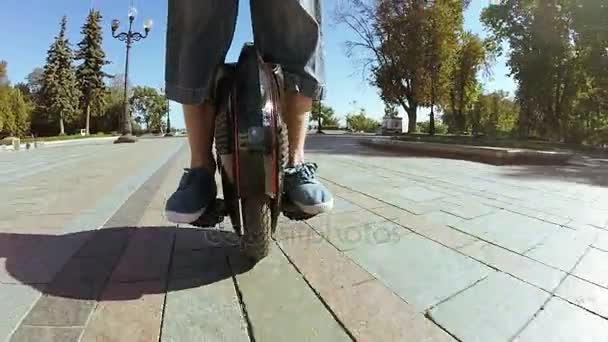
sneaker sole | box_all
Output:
[165,207,207,224]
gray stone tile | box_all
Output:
[347,233,493,311]
[460,241,565,292]
[525,228,597,271]
[421,211,464,227]
[515,297,608,342]
[572,248,608,288]
[370,205,413,220]
[0,284,40,341]
[305,210,386,234]
[9,326,82,342]
[332,197,362,213]
[320,220,410,251]
[556,275,608,319]
[430,272,550,342]
[390,186,447,203]
[394,215,477,250]
[234,245,351,342]
[451,210,561,253]
[593,230,608,252]
[438,200,496,220]
[161,277,248,342]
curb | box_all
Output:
[1,136,117,151]
[360,138,575,165]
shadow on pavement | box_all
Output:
[0,227,255,301]
[500,163,608,188]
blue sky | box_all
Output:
[1,0,515,128]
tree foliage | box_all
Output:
[130,86,168,133]
[482,0,608,143]
[39,16,81,135]
[311,101,339,131]
[75,9,110,134]
[346,108,380,132]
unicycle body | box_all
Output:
[192,43,288,262]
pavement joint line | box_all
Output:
[274,240,357,342]
[423,311,463,342]
[227,257,256,342]
[508,243,599,341]
[157,232,177,342]
[426,274,492,313]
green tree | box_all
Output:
[420,0,465,135]
[311,101,339,132]
[346,108,380,132]
[130,86,168,133]
[75,9,110,135]
[383,101,399,118]
[0,87,32,137]
[470,90,518,137]
[445,32,488,133]
[0,61,8,86]
[39,16,81,135]
[336,0,428,133]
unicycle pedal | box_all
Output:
[190,199,226,228]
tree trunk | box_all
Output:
[59,116,65,136]
[406,107,417,133]
[85,104,91,135]
[429,106,436,136]
[317,116,322,133]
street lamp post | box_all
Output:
[111,7,153,143]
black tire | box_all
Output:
[272,120,288,234]
[241,195,272,262]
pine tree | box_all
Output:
[40,16,81,135]
[75,9,109,135]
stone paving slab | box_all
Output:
[317,220,410,252]
[81,281,165,342]
[0,284,40,341]
[429,272,550,342]
[515,297,608,341]
[233,245,352,342]
[556,275,608,319]
[459,240,566,292]
[524,227,597,271]
[394,213,478,250]
[279,231,454,341]
[347,233,493,311]
[451,210,562,254]
[572,248,608,288]
[9,326,83,342]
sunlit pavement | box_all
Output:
[1,135,608,341]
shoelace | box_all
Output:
[285,162,319,184]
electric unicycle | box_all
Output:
[191,43,288,262]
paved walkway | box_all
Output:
[1,135,608,341]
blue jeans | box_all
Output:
[165,0,325,104]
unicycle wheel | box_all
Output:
[240,195,272,262]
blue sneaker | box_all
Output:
[165,168,217,224]
[283,162,334,218]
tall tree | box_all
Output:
[0,61,8,86]
[40,16,81,135]
[420,0,465,135]
[311,101,339,132]
[336,0,427,133]
[130,86,168,133]
[75,9,110,135]
[445,32,488,133]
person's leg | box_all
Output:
[183,102,216,171]
[163,0,237,223]
[252,0,333,216]
[283,92,311,166]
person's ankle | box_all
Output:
[190,157,216,173]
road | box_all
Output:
[1,135,608,342]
